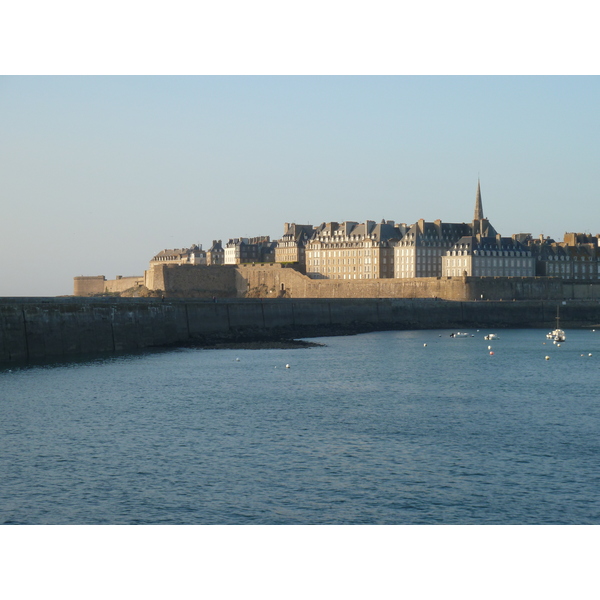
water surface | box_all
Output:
[1,328,599,524]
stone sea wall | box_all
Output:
[2,297,600,364]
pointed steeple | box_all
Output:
[474,179,484,221]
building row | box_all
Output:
[149,182,600,281]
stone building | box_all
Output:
[440,182,535,277]
[206,240,224,266]
[305,220,405,280]
[566,245,600,280]
[396,180,508,279]
[224,236,276,264]
[150,244,206,267]
[274,223,315,272]
[563,233,600,247]
[441,235,535,277]
[394,219,473,278]
[561,233,600,280]
[527,234,600,280]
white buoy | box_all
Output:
[589,353,593,357]
[424,343,427,347]
[285,364,290,368]
[557,343,561,347]
[488,345,492,350]
[545,356,550,360]
[235,358,240,361]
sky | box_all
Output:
[1,3,600,297]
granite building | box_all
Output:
[206,240,225,266]
[274,223,315,271]
[224,236,276,264]
[305,220,405,280]
[441,182,535,277]
[442,235,535,277]
[150,244,206,267]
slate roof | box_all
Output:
[448,235,530,255]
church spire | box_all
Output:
[474,179,484,221]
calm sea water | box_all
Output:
[1,328,600,524]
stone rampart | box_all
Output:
[105,276,145,294]
[237,264,574,301]
[144,264,239,298]
[73,276,106,296]
[3,297,600,364]
[74,275,144,296]
[77,263,600,302]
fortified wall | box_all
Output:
[74,275,145,296]
[3,297,600,364]
[74,264,600,302]
[237,264,571,301]
[144,264,240,298]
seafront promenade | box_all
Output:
[2,297,600,363]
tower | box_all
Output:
[474,179,484,221]
[472,180,497,238]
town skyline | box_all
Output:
[2,76,599,296]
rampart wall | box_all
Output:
[74,275,144,296]
[144,264,240,298]
[106,276,145,294]
[2,297,600,364]
[76,264,600,302]
[73,276,106,296]
[237,264,585,301]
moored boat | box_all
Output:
[547,307,566,342]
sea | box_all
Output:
[1,327,600,525]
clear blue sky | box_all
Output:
[2,75,599,296]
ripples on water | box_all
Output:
[1,329,600,524]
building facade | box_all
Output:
[224,236,276,264]
[528,234,600,280]
[442,235,535,277]
[394,219,473,278]
[305,220,405,280]
[274,223,315,271]
[150,244,206,267]
[206,240,224,266]
[394,182,498,279]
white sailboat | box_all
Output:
[547,307,566,342]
